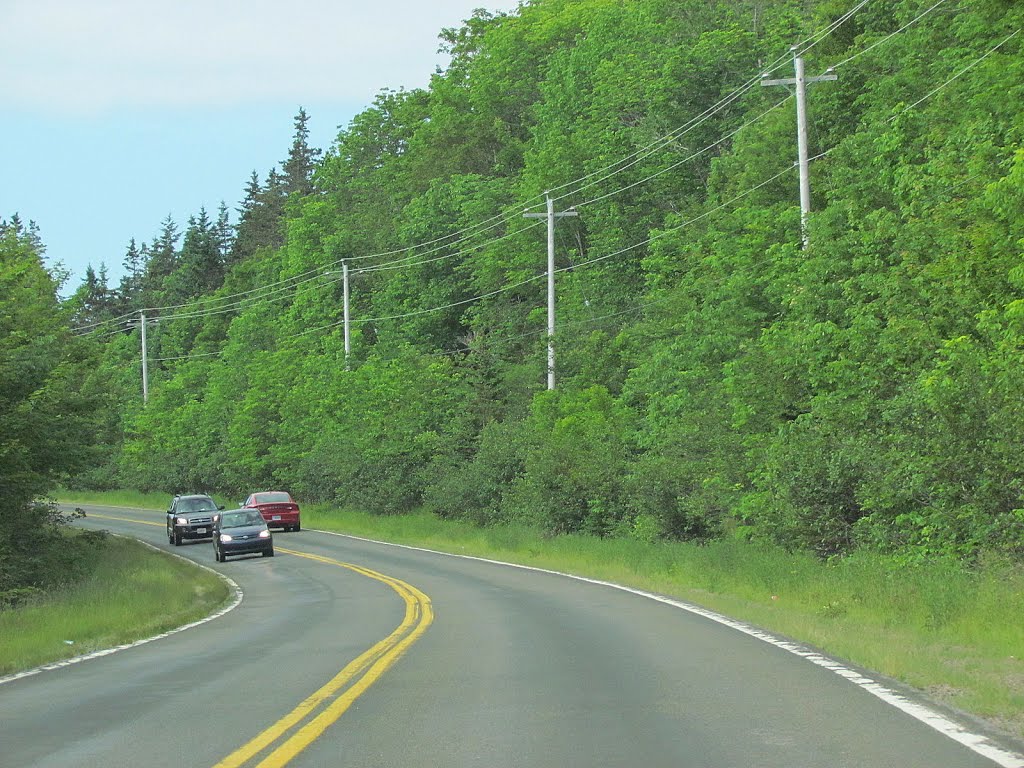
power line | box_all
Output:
[76,1,881,336]
[74,86,787,336]
[127,84,797,334]
[546,0,872,206]
[796,0,872,58]
[145,162,798,367]
[99,1,981,371]
[892,27,1019,118]
[832,0,950,70]
[574,96,793,211]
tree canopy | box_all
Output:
[0,217,105,603]
[57,0,1024,562]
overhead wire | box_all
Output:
[832,0,950,69]
[77,0,881,337]
[891,27,1019,117]
[101,0,966,365]
[76,77,779,336]
[573,96,793,210]
[143,161,797,367]
[545,0,872,206]
[146,61,804,324]
[283,8,1005,348]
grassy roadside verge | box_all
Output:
[0,530,231,677]
[58,490,1024,739]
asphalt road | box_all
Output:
[1,504,1022,768]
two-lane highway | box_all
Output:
[1,504,1022,767]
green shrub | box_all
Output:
[506,386,631,536]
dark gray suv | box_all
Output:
[167,494,224,546]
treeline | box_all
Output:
[65,0,1024,561]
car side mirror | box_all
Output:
[218,505,225,510]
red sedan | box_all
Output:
[243,491,301,532]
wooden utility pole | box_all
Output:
[762,47,837,249]
[140,311,149,404]
[524,194,578,390]
[342,260,351,371]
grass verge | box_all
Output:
[57,491,1024,739]
[0,532,231,676]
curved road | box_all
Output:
[1,504,1021,768]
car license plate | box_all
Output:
[196,527,207,534]
[272,515,281,521]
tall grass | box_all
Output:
[0,535,230,675]
[54,488,232,511]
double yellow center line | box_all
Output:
[214,548,433,768]
[84,512,433,767]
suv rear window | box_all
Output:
[179,497,215,513]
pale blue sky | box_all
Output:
[0,1,518,293]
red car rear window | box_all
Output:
[256,492,293,504]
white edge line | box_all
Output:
[315,527,1024,768]
[0,537,243,687]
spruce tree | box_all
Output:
[142,215,180,302]
[232,168,286,262]
[282,107,322,197]
[116,237,144,313]
[70,263,115,328]
[171,207,223,299]
[215,201,234,262]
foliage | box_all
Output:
[58,0,1024,561]
[507,386,632,535]
[0,217,104,598]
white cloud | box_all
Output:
[1,0,518,113]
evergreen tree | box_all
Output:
[229,171,264,266]
[122,237,143,284]
[116,238,144,314]
[142,215,180,301]
[215,201,234,261]
[167,207,223,299]
[231,168,286,262]
[282,107,322,197]
[69,263,115,329]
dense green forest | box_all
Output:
[15,0,1024,584]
